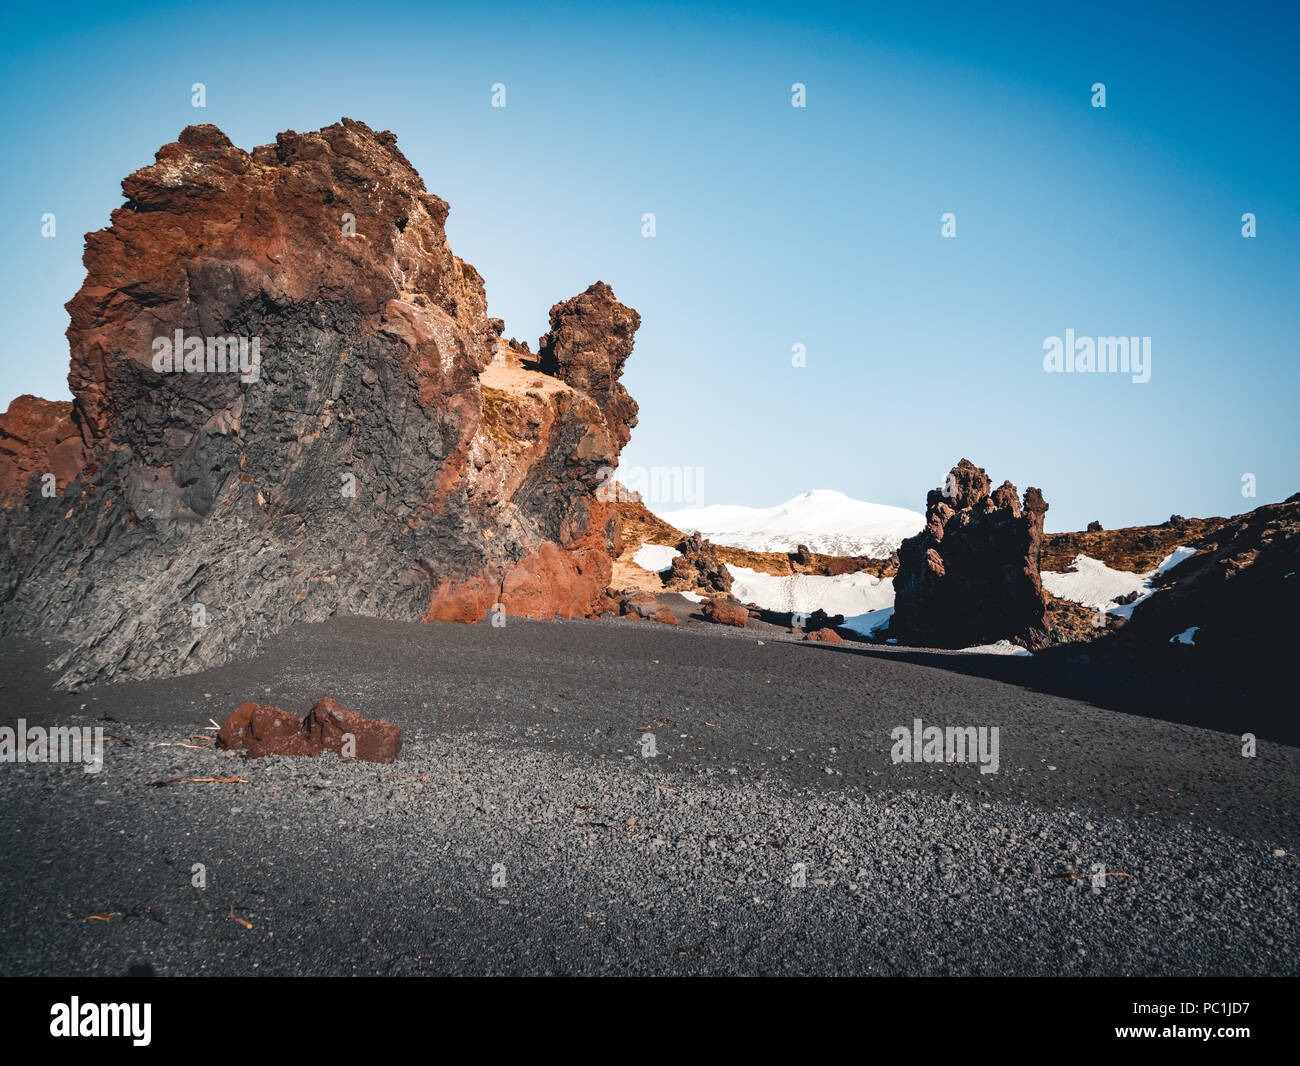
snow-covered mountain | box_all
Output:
[661,489,924,558]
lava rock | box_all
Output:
[703,597,748,628]
[217,697,401,763]
[302,697,403,763]
[0,119,640,687]
[663,531,732,594]
[805,627,843,644]
[891,459,1050,649]
[217,702,303,752]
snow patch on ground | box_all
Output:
[729,567,895,617]
[842,607,894,638]
[957,640,1033,656]
[1041,547,1196,619]
[1154,546,1198,575]
[1170,626,1199,645]
[663,489,923,557]
[632,544,679,573]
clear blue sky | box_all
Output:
[2,0,1296,531]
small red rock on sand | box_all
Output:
[217,698,402,763]
[703,598,748,628]
[804,627,843,644]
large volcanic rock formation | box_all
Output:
[0,119,640,688]
[890,459,1051,648]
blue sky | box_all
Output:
[1,0,1296,531]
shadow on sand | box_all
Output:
[792,636,1297,747]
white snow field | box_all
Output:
[727,567,895,618]
[662,489,924,558]
[1041,547,1196,619]
[632,543,680,573]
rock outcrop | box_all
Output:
[538,282,639,448]
[1041,514,1230,575]
[0,119,640,688]
[662,531,732,594]
[890,459,1051,648]
[1044,494,1300,667]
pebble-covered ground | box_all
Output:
[0,616,1294,975]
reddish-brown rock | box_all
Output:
[217,701,303,752]
[805,627,843,644]
[216,697,401,763]
[302,697,402,763]
[703,597,748,628]
[618,589,678,624]
[619,590,655,616]
[500,541,616,620]
[538,282,640,448]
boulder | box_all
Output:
[217,702,303,752]
[217,697,401,763]
[703,597,748,628]
[662,530,732,594]
[616,590,678,626]
[891,459,1051,649]
[302,697,402,763]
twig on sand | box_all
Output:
[147,776,250,787]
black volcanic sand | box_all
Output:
[0,616,1295,976]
